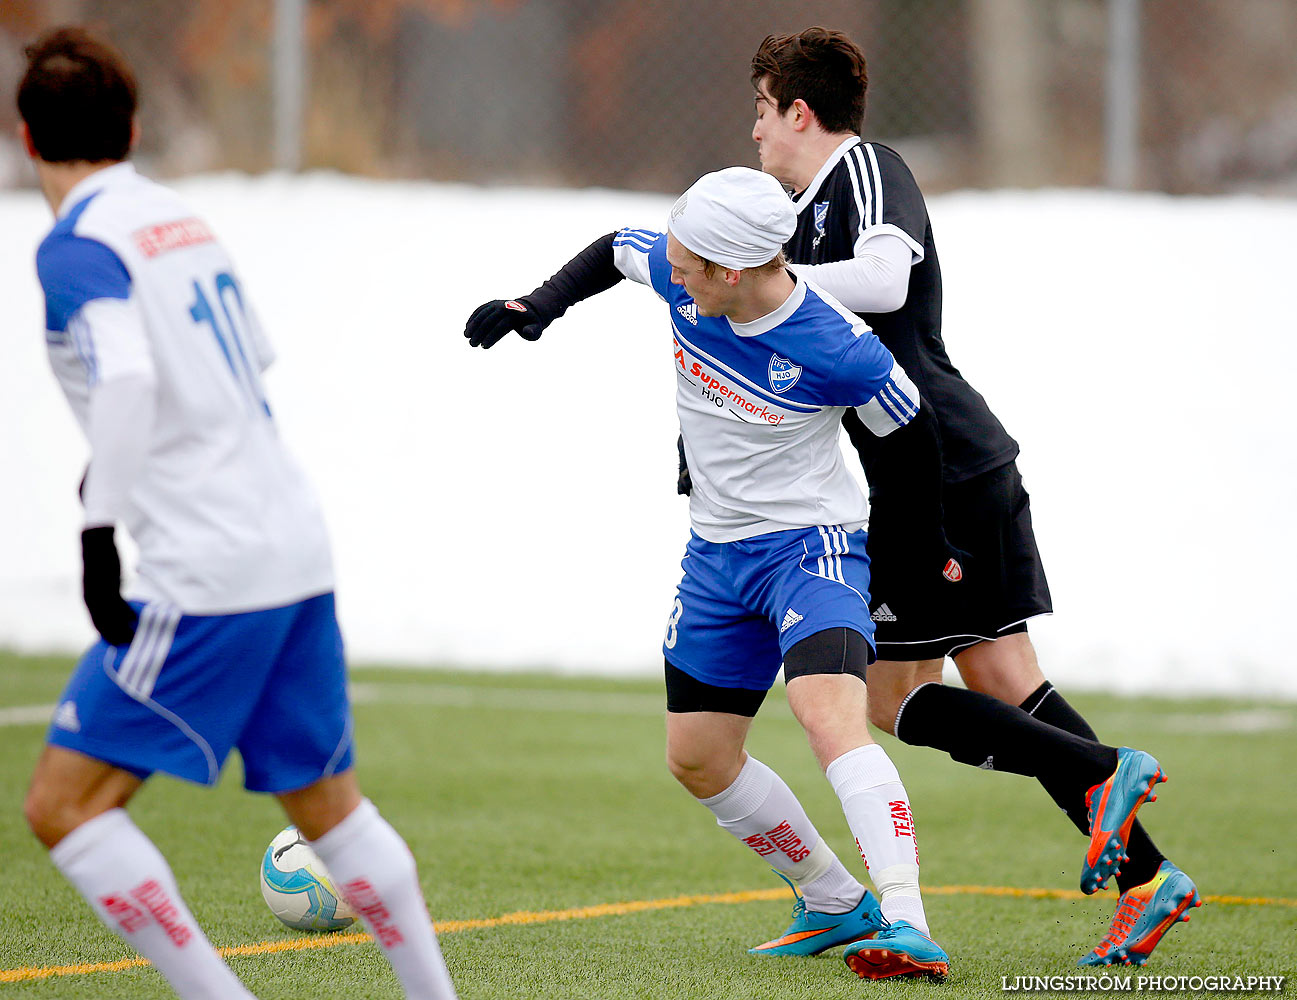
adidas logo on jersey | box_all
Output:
[53,701,81,733]
[676,302,698,326]
[779,608,804,633]
[871,603,897,623]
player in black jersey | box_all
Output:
[717,26,1197,967]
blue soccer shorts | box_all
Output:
[662,524,875,691]
[47,591,354,794]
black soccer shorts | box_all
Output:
[866,461,1053,661]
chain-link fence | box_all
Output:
[2,0,1296,194]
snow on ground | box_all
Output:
[1,174,1294,697]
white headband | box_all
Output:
[667,166,796,269]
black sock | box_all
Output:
[895,682,1117,793]
[1021,681,1167,891]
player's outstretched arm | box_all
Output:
[464,232,622,348]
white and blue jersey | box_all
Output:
[38,162,333,614]
[611,228,920,543]
[37,163,351,791]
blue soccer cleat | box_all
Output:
[1079,861,1202,967]
[842,920,950,980]
[1081,747,1167,894]
[748,874,885,957]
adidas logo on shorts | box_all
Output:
[53,701,81,732]
[779,608,803,633]
[871,603,897,623]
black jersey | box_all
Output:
[787,138,1018,486]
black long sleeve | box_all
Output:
[523,232,623,322]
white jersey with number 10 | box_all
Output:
[38,163,333,615]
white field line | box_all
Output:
[2,683,1292,731]
[0,685,682,729]
[348,681,674,717]
[0,704,53,727]
[1158,708,1295,733]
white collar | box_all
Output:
[57,161,137,217]
[792,136,862,212]
[728,275,807,338]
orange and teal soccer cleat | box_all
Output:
[1079,861,1202,966]
[748,874,885,956]
[843,920,950,980]
[1081,747,1166,894]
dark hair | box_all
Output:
[750,27,868,135]
[17,26,137,163]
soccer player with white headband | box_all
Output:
[465,165,968,980]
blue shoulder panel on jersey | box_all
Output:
[822,333,899,406]
[37,193,132,333]
[797,285,899,406]
[645,234,673,299]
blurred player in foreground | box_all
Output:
[465,165,974,980]
[17,27,457,1000]
[732,26,1200,966]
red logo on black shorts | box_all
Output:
[943,558,963,582]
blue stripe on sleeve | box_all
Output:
[37,194,132,334]
[882,379,918,419]
[614,228,657,252]
[69,313,99,382]
[612,237,652,253]
[874,391,906,426]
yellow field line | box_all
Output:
[929,885,1297,907]
[2,885,1292,983]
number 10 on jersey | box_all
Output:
[189,270,270,417]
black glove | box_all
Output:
[464,298,552,348]
[81,526,137,646]
[676,434,692,496]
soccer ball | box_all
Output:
[260,826,357,932]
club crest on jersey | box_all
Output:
[813,201,830,248]
[768,355,802,394]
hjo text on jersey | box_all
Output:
[677,354,786,426]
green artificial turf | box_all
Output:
[1,650,1293,998]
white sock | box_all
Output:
[700,755,864,914]
[49,809,254,1000]
[310,799,456,1000]
[825,745,930,934]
